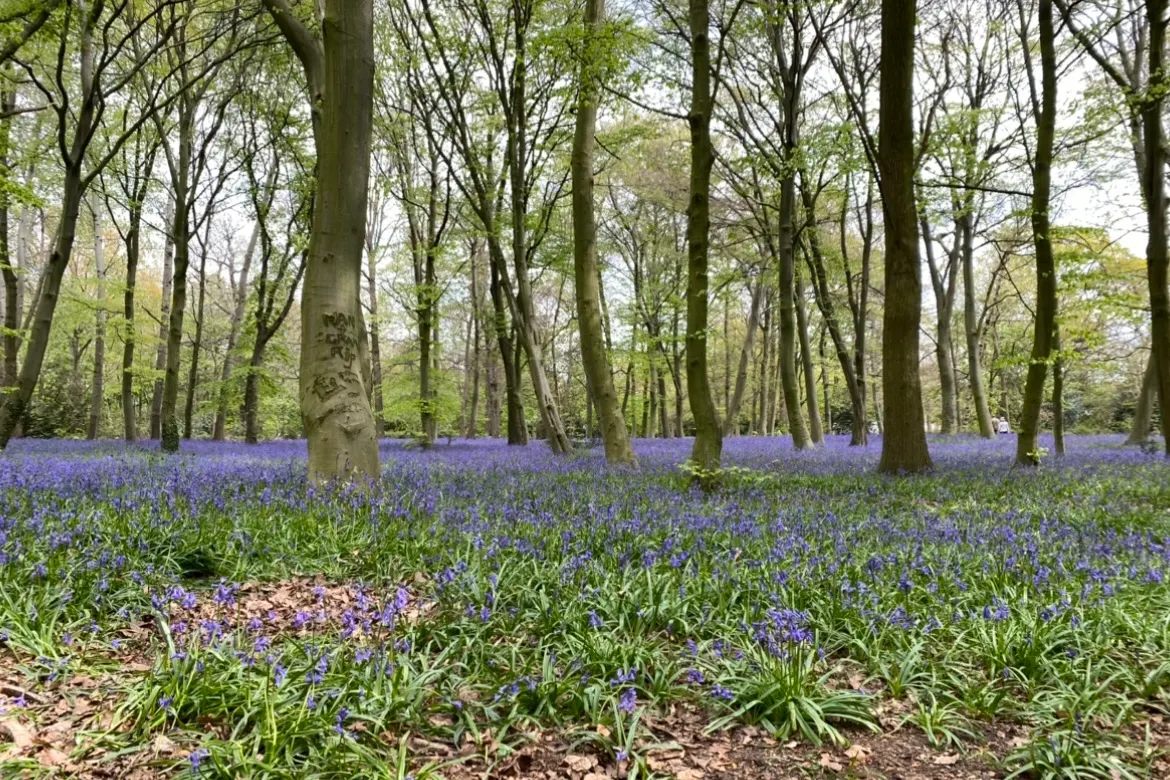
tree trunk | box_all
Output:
[921,216,959,434]
[87,198,106,439]
[183,241,208,440]
[572,0,636,465]
[1052,323,1064,456]
[488,242,526,444]
[243,339,267,444]
[0,167,85,447]
[418,245,435,446]
[150,198,175,440]
[121,204,142,440]
[722,279,763,436]
[877,0,933,473]
[161,105,193,453]
[0,87,13,391]
[213,218,259,440]
[1144,0,1170,456]
[778,176,811,449]
[466,241,482,438]
[795,263,823,443]
[1127,353,1156,444]
[267,0,381,481]
[959,213,994,437]
[685,0,723,476]
[1016,0,1057,466]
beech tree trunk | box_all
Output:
[1016,0,1057,466]
[150,199,174,440]
[265,0,380,481]
[795,264,823,443]
[779,175,810,449]
[161,103,194,453]
[685,0,723,476]
[0,87,16,393]
[960,212,995,437]
[572,0,635,465]
[1144,0,1170,455]
[1127,354,1156,444]
[213,216,259,440]
[488,244,526,444]
[183,240,208,440]
[466,241,482,438]
[87,198,106,439]
[367,242,385,439]
[877,0,933,473]
[723,279,763,436]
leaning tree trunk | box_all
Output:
[572,0,636,466]
[1016,0,1057,467]
[266,0,380,482]
[150,199,175,440]
[1144,0,1170,456]
[877,0,933,473]
[1127,354,1156,444]
[684,0,723,476]
[0,165,85,447]
[87,199,106,439]
[795,264,823,443]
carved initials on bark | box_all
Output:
[322,313,358,366]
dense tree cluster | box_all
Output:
[0,0,1164,478]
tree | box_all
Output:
[1014,0,1057,466]
[572,0,636,465]
[86,196,105,438]
[877,0,932,473]
[684,0,729,476]
[263,0,381,482]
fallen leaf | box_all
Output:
[844,744,871,762]
[595,724,611,738]
[38,747,70,767]
[152,734,176,754]
[675,770,704,780]
[932,753,961,766]
[565,754,597,772]
[818,753,843,772]
[0,719,34,751]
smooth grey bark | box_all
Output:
[86,197,105,439]
[213,209,261,441]
[264,0,380,481]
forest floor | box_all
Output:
[0,435,1168,779]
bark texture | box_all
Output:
[877,0,933,473]
[685,0,723,476]
[571,0,635,465]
